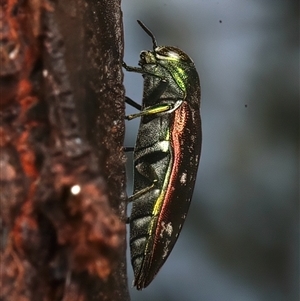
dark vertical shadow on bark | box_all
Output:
[55,1,129,300]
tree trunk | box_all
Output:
[0,0,129,300]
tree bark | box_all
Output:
[0,0,129,300]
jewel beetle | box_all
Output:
[124,20,202,290]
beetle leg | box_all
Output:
[127,183,156,203]
[123,61,165,79]
[125,96,142,111]
[123,62,143,73]
[123,146,134,152]
[126,79,175,120]
[128,161,159,203]
[126,103,172,120]
[126,99,183,120]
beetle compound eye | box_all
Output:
[124,20,201,290]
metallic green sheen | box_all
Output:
[124,20,202,290]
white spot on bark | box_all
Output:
[70,184,81,195]
[43,69,48,77]
[9,46,19,60]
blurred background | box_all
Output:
[122,1,299,300]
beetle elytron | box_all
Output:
[124,20,202,290]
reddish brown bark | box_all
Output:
[0,0,128,300]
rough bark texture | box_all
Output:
[0,0,129,300]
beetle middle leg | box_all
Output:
[125,79,173,120]
[125,97,142,111]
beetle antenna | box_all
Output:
[137,20,158,50]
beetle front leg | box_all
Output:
[122,62,144,74]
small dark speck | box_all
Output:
[219,20,222,23]
[245,104,248,108]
